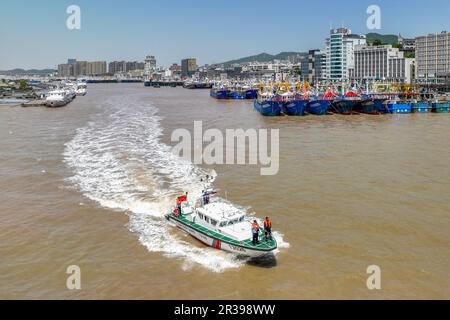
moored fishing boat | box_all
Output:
[305,99,331,115]
[282,98,308,116]
[165,186,277,258]
[254,92,282,116]
[356,96,386,115]
[383,100,413,114]
[244,87,258,99]
[432,102,450,113]
[330,92,361,115]
[210,86,230,99]
[412,101,432,113]
[228,85,246,100]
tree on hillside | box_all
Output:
[372,39,382,46]
[18,79,28,90]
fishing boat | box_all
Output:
[228,85,246,100]
[412,101,432,113]
[383,99,413,114]
[432,102,450,113]
[356,96,386,115]
[210,85,231,99]
[283,98,308,116]
[165,186,277,258]
[244,87,258,99]
[254,92,282,116]
[330,92,361,115]
[305,99,331,115]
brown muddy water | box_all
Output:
[0,83,449,299]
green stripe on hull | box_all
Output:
[168,213,277,251]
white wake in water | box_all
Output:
[64,95,287,272]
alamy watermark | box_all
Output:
[66,5,81,30]
[171,121,279,176]
[367,5,381,30]
[66,265,81,290]
[366,265,381,290]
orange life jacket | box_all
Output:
[252,222,260,231]
[264,219,272,228]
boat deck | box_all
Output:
[172,213,277,251]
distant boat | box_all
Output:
[183,81,213,89]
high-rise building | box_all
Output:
[74,61,88,76]
[415,31,450,84]
[181,58,197,78]
[58,63,74,77]
[353,44,415,83]
[87,61,107,76]
[300,50,325,83]
[144,55,157,76]
[108,61,126,74]
[324,27,366,81]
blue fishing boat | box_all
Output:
[254,94,282,116]
[330,92,361,115]
[383,101,413,114]
[305,99,331,115]
[356,97,385,114]
[244,89,258,99]
[210,88,230,99]
[432,102,450,113]
[412,102,432,113]
[331,99,358,114]
[228,90,245,100]
[282,99,308,116]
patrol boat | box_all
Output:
[165,185,277,258]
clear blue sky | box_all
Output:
[1,0,449,69]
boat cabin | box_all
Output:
[194,202,253,241]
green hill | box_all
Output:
[0,68,56,76]
[366,33,399,45]
[223,52,305,66]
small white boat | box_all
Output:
[45,89,74,107]
[165,184,277,258]
[76,81,87,96]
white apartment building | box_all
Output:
[325,27,366,81]
[353,44,415,83]
[144,54,157,76]
[415,31,450,84]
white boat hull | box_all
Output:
[168,215,272,258]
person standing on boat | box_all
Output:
[252,220,260,245]
[264,217,272,242]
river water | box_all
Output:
[1,84,449,299]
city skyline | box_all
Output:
[1,0,450,70]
